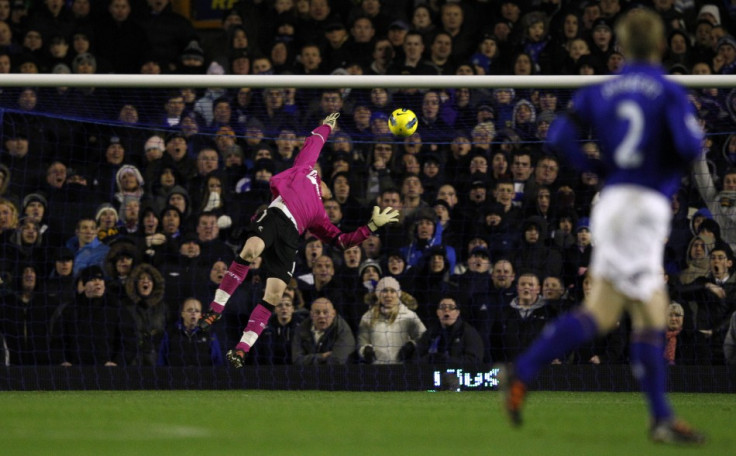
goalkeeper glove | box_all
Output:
[368,206,400,232]
[322,112,340,129]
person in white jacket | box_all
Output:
[358,277,426,364]
[692,150,736,252]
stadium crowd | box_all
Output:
[2,0,736,367]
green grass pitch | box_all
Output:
[1,390,733,456]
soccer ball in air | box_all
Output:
[388,108,418,137]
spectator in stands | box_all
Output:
[292,296,355,365]
[113,164,145,211]
[0,198,19,276]
[691,19,715,65]
[358,276,425,364]
[725,310,736,365]
[387,30,437,75]
[92,135,127,202]
[43,247,76,302]
[542,274,573,313]
[94,0,148,74]
[0,0,9,23]
[417,90,454,143]
[8,216,46,271]
[253,289,307,365]
[157,297,223,366]
[157,91,188,129]
[493,271,558,362]
[0,263,56,365]
[122,263,166,366]
[357,257,381,296]
[366,37,393,75]
[192,211,234,266]
[349,0,390,38]
[365,141,398,203]
[692,146,736,252]
[138,0,198,73]
[413,295,484,364]
[331,171,366,227]
[664,301,707,366]
[410,4,436,43]
[1,131,35,199]
[69,217,109,277]
[294,42,324,75]
[163,133,197,183]
[295,235,324,281]
[273,129,300,173]
[297,254,353,328]
[436,183,462,223]
[400,173,428,222]
[255,88,299,137]
[177,39,207,75]
[343,16,375,71]
[302,89,345,134]
[50,264,137,366]
[188,147,221,210]
[679,233,713,285]
[563,217,593,289]
[438,2,475,62]
[401,207,457,269]
[513,216,564,281]
[324,197,354,234]
[103,236,139,297]
[117,196,142,236]
[159,231,201,313]
[427,31,456,75]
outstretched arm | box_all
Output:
[692,149,718,204]
[309,206,400,250]
[293,113,340,169]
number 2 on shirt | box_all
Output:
[614,100,644,169]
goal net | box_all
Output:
[0,74,734,392]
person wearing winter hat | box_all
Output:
[697,4,721,26]
[95,203,119,231]
[358,275,425,364]
[22,192,47,222]
[72,52,96,73]
[114,164,145,206]
[715,35,736,74]
[358,258,382,285]
[52,262,139,366]
[144,136,165,162]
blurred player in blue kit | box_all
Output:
[498,8,706,445]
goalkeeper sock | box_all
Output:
[629,330,673,423]
[235,302,274,352]
[515,311,598,384]
[209,259,250,314]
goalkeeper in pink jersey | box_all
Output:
[198,113,400,368]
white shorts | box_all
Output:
[589,185,671,302]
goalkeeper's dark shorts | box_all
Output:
[246,207,300,284]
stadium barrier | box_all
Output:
[1,365,734,392]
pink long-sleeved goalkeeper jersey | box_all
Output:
[268,124,372,249]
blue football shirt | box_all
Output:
[547,64,703,198]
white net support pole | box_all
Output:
[1,74,735,89]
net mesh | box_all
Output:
[1,80,735,391]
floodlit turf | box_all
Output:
[0,390,732,456]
